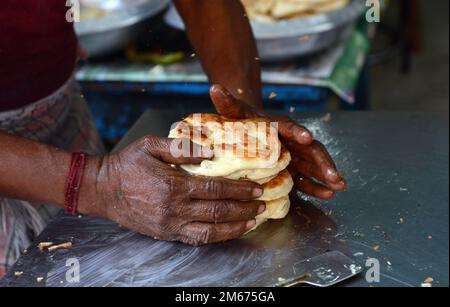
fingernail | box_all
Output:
[327,168,338,180]
[257,204,266,214]
[246,219,256,230]
[301,130,313,140]
[252,188,263,197]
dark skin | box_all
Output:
[176,0,345,198]
[0,0,344,246]
[209,85,346,199]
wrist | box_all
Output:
[77,155,108,218]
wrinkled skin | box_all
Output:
[209,84,347,200]
[82,136,266,246]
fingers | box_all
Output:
[210,84,249,119]
[294,174,336,200]
[141,136,213,164]
[277,119,313,145]
[183,200,265,223]
[187,176,263,200]
[290,158,346,190]
[178,220,256,246]
[211,84,313,146]
[289,140,345,184]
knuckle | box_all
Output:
[161,175,184,199]
[196,226,215,245]
[212,201,229,222]
[153,212,171,231]
[140,135,154,150]
[206,180,224,198]
[152,137,169,151]
[181,236,204,247]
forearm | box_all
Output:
[0,131,71,206]
[0,131,104,216]
[174,0,262,108]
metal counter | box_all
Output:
[1,111,448,287]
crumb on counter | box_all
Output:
[48,242,73,252]
[424,277,434,283]
[37,242,53,251]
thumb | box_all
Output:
[140,136,213,165]
[210,84,247,119]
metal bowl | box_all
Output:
[164,0,366,61]
[75,0,170,58]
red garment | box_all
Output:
[0,0,77,111]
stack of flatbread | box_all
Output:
[169,114,293,232]
[241,0,350,22]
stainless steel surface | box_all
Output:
[277,251,363,287]
[164,0,366,60]
[75,0,170,58]
[1,111,448,287]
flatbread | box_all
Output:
[224,145,291,183]
[168,114,287,179]
[247,195,291,233]
[242,0,349,21]
[257,169,294,201]
[168,113,293,234]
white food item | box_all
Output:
[257,169,294,201]
[168,114,288,180]
[169,113,293,233]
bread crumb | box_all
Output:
[37,242,53,251]
[423,277,434,283]
[14,271,23,277]
[237,88,244,95]
[36,277,44,283]
[373,245,380,252]
[399,217,405,224]
[268,92,277,99]
[48,242,73,252]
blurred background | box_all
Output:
[74,0,449,149]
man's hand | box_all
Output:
[79,136,265,246]
[210,84,346,200]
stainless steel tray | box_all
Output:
[164,0,366,61]
[75,0,170,58]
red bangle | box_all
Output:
[64,152,87,215]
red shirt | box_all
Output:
[0,0,77,111]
